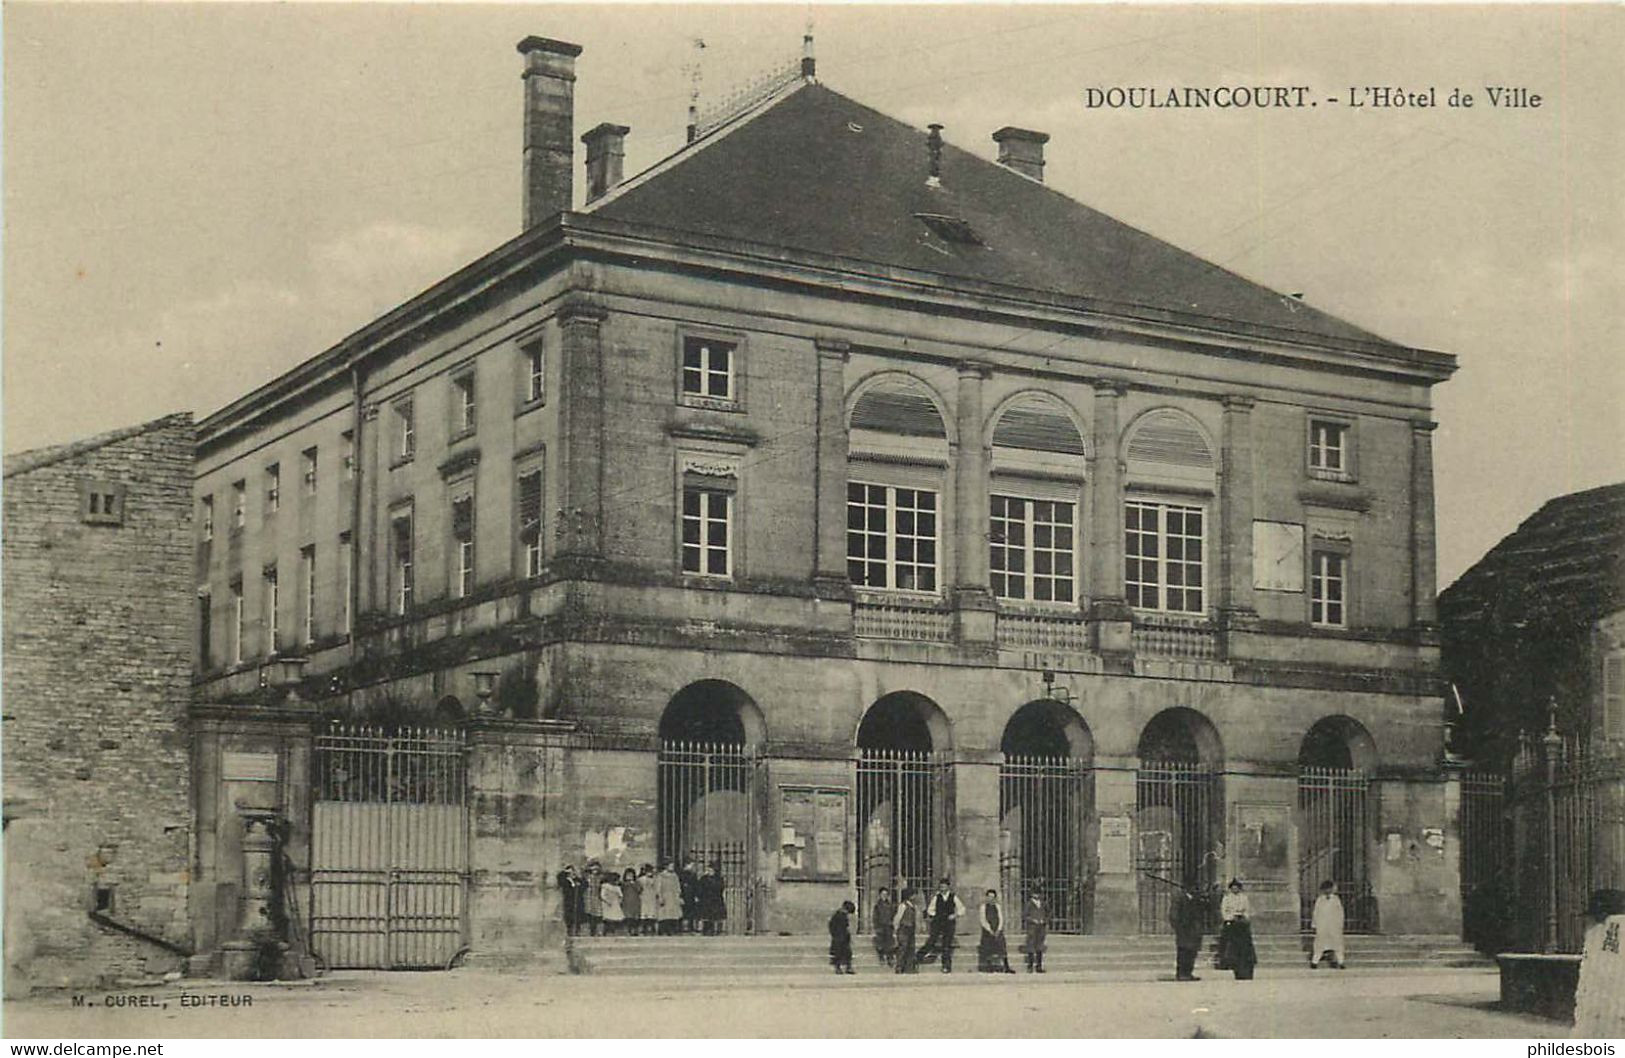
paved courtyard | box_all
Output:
[4,967,1560,1038]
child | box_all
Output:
[829,900,856,974]
[1022,881,1049,973]
[871,887,896,966]
[638,864,657,936]
[600,870,625,936]
[583,861,604,936]
[620,867,642,935]
[1310,880,1346,969]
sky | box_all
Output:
[4,3,1621,589]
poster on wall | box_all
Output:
[1098,815,1133,874]
[1231,802,1291,883]
[778,785,849,882]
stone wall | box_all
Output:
[3,414,196,994]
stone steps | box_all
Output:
[569,933,1493,976]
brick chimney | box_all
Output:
[518,36,584,229]
[580,123,630,203]
[992,126,1049,183]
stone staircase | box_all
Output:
[569,932,1493,978]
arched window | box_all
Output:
[847,375,949,594]
[990,393,1087,606]
[1123,408,1215,616]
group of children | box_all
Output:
[556,858,728,936]
[827,877,1052,975]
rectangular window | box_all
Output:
[990,495,1075,603]
[232,481,246,528]
[846,482,938,592]
[300,545,316,644]
[339,533,353,635]
[1124,500,1205,614]
[681,336,735,400]
[230,579,244,665]
[523,342,545,405]
[1309,419,1351,478]
[681,487,733,578]
[451,494,475,598]
[302,448,318,495]
[263,565,279,654]
[1310,550,1347,627]
[453,373,477,436]
[394,399,415,461]
[391,512,414,615]
[517,468,544,578]
[265,464,280,515]
[201,496,214,542]
[341,430,355,480]
[198,591,212,667]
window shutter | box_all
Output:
[518,471,543,541]
[451,496,474,540]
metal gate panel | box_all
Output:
[1135,759,1221,934]
[856,749,947,932]
[657,740,759,935]
[999,754,1094,933]
[1296,765,1377,933]
[310,725,468,969]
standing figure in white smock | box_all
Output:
[1310,880,1346,969]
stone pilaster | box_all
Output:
[1087,383,1132,652]
[1219,395,1259,649]
[555,296,608,570]
[813,339,852,600]
[359,403,380,616]
[950,753,1001,942]
[1410,420,1439,628]
[953,361,995,643]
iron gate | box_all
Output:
[1135,759,1221,933]
[310,724,468,969]
[999,754,1094,933]
[657,740,759,934]
[856,748,947,931]
[1297,765,1377,932]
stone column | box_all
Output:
[1410,420,1439,628]
[1087,383,1132,652]
[359,403,380,616]
[812,339,852,599]
[954,361,995,643]
[555,296,608,571]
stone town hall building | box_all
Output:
[188,37,1460,969]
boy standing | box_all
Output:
[1310,880,1346,969]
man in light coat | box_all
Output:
[1310,880,1346,969]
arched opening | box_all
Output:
[1297,716,1379,932]
[1135,708,1224,933]
[999,700,1096,932]
[988,394,1086,607]
[656,681,762,934]
[847,374,950,595]
[855,692,950,929]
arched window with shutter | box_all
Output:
[1121,408,1215,616]
[846,373,950,594]
[988,392,1087,606]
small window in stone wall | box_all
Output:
[80,481,127,526]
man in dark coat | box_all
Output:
[698,861,727,934]
[916,877,966,973]
[1169,880,1209,981]
[555,864,584,936]
[679,857,700,933]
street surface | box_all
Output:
[4,967,1557,1039]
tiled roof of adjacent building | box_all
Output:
[1440,482,1625,627]
[3,412,194,478]
[591,82,1403,353]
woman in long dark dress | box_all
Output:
[1218,879,1257,980]
[828,901,856,974]
[978,888,1016,973]
[871,887,896,966]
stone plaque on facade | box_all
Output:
[1098,815,1133,874]
[222,751,279,783]
[778,785,849,882]
[1253,520,1305,592]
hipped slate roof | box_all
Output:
[1440,483,1625,627]
[593,83,1400,353]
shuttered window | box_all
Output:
[517,469,544,578]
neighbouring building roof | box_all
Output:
[591,82,1402,354]
[3,412,194,479]
[1440,482,1625,629]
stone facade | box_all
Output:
[189,40,1462,967]
[3,413,196,995]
